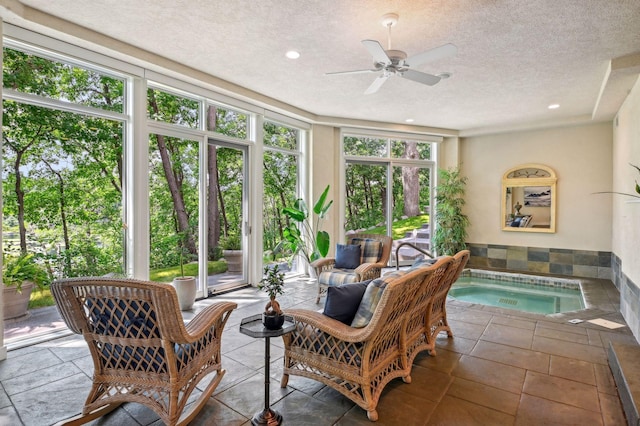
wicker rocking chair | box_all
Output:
[51,277,237,426]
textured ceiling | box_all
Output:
[4,0,640,134]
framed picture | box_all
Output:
[524,186,551,207]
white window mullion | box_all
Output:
[126,77,150,279]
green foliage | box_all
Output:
[433,167,470,256]
[3,253,50,292]
[258,264,285,299]
[219,234,241,250]
[3,48,125,280]
[279,185,333,265]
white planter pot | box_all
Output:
[223,250,243,273]
[171,277,197,310]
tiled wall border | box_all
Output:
[612,253,640,342]
[466,243,612,279]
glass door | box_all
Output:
[391,164,432,265]
[207,140,248,293]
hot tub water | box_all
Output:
[449,269,585,315]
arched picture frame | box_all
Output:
[502,164,557,233]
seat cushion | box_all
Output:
[350,271,407,328]
[323,280,370,324]
[351,238,383,264]
[318,269,361,286]
[334,243,362,269]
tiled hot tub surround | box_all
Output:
[460,268,581,290]
[466,243,612,279]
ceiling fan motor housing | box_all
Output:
[374,49,407,72]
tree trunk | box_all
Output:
[13,152,27,254]
[402,141,420,217]
[156,134,196,254]
[208,145,220,252]
[216,165,229,235]
[206,106,221,254]
[43,160,72,273]
[149,92,196,255]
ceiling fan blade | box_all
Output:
[405,43,457,67]
[364,74,390,95]
[325,69,378,76]
[401,69,441,86]
[362,39,391,65]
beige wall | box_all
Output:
[460,122,613,251]
[310,124,340,257]
[612,76,640,283]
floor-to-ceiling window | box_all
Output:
[2,42,127,287]
[343,131,439,265]
[262,120,301,275]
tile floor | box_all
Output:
[0,274,637,425]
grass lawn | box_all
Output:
[360,214,429,240]
[27,260,229,309]
[149,260,227,282]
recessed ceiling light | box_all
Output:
[405,118,414,123]
[548,104,560,109]
[285,50,300,59]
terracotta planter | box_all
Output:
[171,277,197,310]
[223,250,243,273]
[3,281,35,320]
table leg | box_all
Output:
[251,336,282,426]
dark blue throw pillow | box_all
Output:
[323,281,371,325]
[334,244,361,269]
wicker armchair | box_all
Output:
[51,277,237,426]
[311,233,393,303]
[281,264,445,421]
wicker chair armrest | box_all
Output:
[354,263,382,280]
[284,308,373,342]
[180,301,237,342]
[311,257,336,271]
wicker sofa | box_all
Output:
[281,253,467,421]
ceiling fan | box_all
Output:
[326,13,457,94]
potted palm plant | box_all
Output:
[433,167,470,256]
[278,184,333,270]
[258,264,285,330]
[3,252,49,320]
